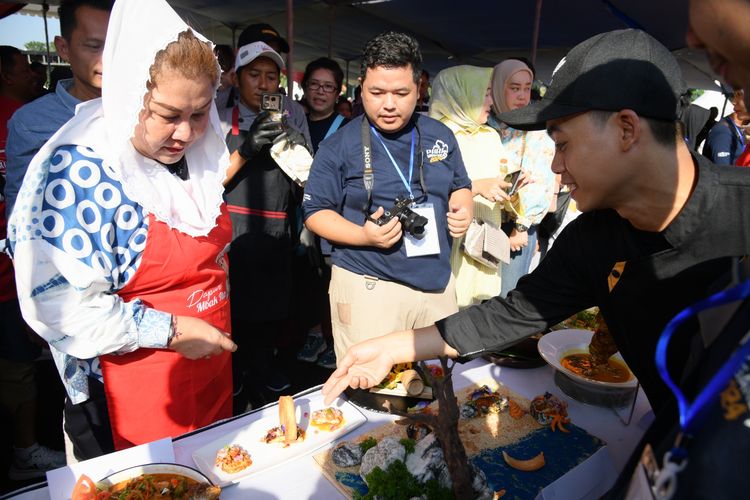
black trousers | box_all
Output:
[63,378,115,461]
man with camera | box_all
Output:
[302,32,473,364]
[321,28,750,410]
[223,41,311,402]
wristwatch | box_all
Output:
[515,223,529,233]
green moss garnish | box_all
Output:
[354,460,457,499]
[359,436,378,454]
[362,461,423,500]
[399,438,416,455]
[424,478,454,500]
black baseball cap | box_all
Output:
[499,29,687,131]
[237,23,290,53]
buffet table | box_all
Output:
[2,358,653,499]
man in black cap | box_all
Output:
[321,29,750,415]
[238,23,290,54]
[217,22,309,140]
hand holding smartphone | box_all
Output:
[261,92,285,123]
[504,170,523,196]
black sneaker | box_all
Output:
[265,370,291,392]
[316,345,337,370]
[296,331,327,362]
[9,444,66,480]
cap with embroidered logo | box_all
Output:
[238,23,290,53]
[498,29,687,131]
[235,41,285,72]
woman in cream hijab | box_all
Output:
[9,0,238,457]
[429,65,513,308]
[488,59,557,298]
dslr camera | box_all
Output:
[375,196,428,240]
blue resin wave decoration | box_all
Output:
[336,471,368,497]
[472,425,605,499]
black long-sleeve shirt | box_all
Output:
[438,153,750,408]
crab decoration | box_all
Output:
[460,385,509,419]
[530,392,570,432]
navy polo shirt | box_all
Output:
[303,113,471,291]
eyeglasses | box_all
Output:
[307,81,337,93]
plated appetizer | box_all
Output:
[310,407,345,431]
[215,444,252,474]
[263,396,306,446]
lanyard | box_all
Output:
[359,117,427,219]
[371,125,415,200]
[728,117,744,143]
[324,114,345,140]
[652,277,750,499]
[656,277,750,435]
[231,105,240,136]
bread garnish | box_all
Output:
[279,396,297,444]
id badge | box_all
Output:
[404,203,440,257]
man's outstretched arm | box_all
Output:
[321,325,459,404]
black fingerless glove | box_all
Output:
[273,126,309,152]
[238,110,284,159]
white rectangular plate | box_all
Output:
[191,393,366,486]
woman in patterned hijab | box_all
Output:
[429,65,510,308]
[9,0,237,457]
[488,59,557,297]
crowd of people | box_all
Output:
[1,0,750,497]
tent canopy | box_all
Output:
[8,0,720,90]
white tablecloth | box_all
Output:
[2,358,653,500]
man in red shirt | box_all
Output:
[1,45,35,178]
[1,45,66,478]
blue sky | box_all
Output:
[0,13,61,49]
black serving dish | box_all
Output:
[344,386,435,414]
[483,336,546,369]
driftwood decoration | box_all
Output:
[382,356,474,499]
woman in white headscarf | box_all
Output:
[488,59,557,297]
[9,0,239,455]
[429,65,512,308]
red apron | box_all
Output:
[99,204,233,450]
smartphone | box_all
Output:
[504,170,522,196]
[261,92,284,113]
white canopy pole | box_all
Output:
[42,2,51,81]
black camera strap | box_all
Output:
[360,116,427,222]
[361,116,375,219]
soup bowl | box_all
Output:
[538,329,638,389]
[97,462,214,489]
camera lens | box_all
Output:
[400,209,428,240]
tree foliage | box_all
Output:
[24,41,55,53]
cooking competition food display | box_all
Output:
[191,393,366,486]
[314,380,605,499]
[71,464,221,500]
